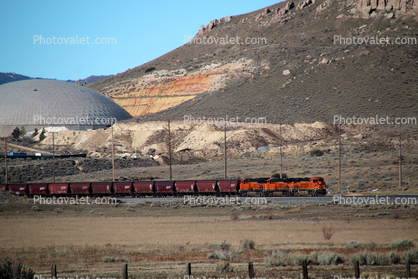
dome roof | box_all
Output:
[0,79,132,127]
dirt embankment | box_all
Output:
[34,122,418,162]
[25,121,339,164]
[98,59,266,117]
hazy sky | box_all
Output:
[0,0,281,80]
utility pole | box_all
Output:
[280,123,283,178]
[399,124,402,188]
[111,125,115,182]
[224,121,227,180]
[3,138,8,184]
[52,132,55,183]
[168,119,172,180]
[338,124,341,194]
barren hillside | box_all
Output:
[88,0,418,124]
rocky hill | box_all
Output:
[65,75,113,85]
[0,72,32,85]
[0,72,112,86]
[87,0,418,124]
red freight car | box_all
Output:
[69,182,91,195]
[175,181,197,195]
[155,181,175,196]
[91,182,113,195]
[8,184,28,196]
[196,180,218,194]
[133,181,155,196]
[113,182,133,196]
[49,183,70,195]
[0,184,7,191]
[28,183,48,196]
[217,180,240,195]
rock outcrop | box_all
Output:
[297,0,314,10]
[357,0,418,18]
[98,59,266,117]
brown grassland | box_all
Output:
[1,195,418,278]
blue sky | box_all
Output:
[0,0,281,81]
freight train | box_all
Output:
[0,177,326,197]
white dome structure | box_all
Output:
[0,79,132,130]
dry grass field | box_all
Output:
[1,196,418,278]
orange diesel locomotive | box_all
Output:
[240,177,327,196]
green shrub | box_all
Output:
[366,253,390,266]
[403,248,418,264]
[392,239,414,248]
[0,258,35,279]
[351,251,398,266]
[215,261,232,272]
[206,242,230,251]
[306,252,319,265]
[292,255,308,266]
[389,251,401,264]
[267,251,319,267]
[318,252,345,265]
[267,251,295,266]
[242,239,255,250]
[364,242,376,248]
[208,251,236,261]
[219,242,231,251]
[348,240,362,249]
[350,251,368,265]
[310,149,324,157]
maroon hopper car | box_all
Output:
[49,183,70,195]
[91,182,113,195]
[8,184,28,196]
[0,184,7,191]
[155,181,175,195]
[175,181,197,194]
[133,181,155,196]
[28,183,48,196]
[70,182,91,195]
[217,180,240,194]
[196,180,218,194]
[113,182,133,195]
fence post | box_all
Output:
[302,259,308,279]
[406,259,411,277]
[248,261,255,278]
[51,264,57,278]
[122,263,128,279]
[186,262,191,276]
[354,260,360,278]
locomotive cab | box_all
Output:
[310,177,327,196]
